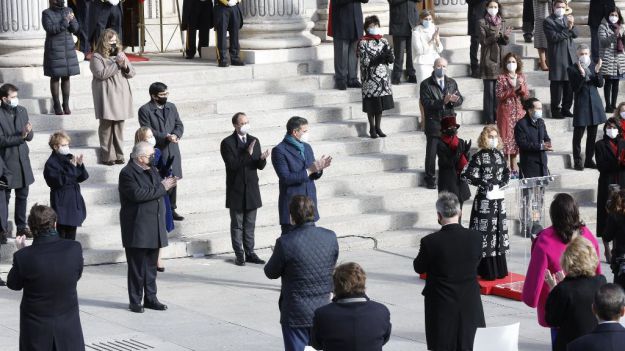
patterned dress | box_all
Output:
[533,0,552,49]
[461,148,511,280]
[496,73,529,155]
[358,37,395,114]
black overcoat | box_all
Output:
[568,323,625,351]
[220,132,266,210]
[7,235,84,351]
[466,0,487,36]
[595,136,625,236]
[605,213,625,273]
[331,0,368,41]
[42,7,81,78]
[437,138,471,203]
[138,101,184,178]
[181,0,214,30]
[544,14,578,81]
[0,104,34,189]
[413,223,486,351]
[43,152,89,227]
[118,161,168,249]
[588,0,615,28]
[568,64,607,127]
[387,0,418,36]
[514,115,551,178]
[420,74,464,137]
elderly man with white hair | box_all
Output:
[118,142,177,313]
[419,58,464,189]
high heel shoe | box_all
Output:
[157,266,165,273]
[62,102,71,115]
[53,101,63,115]
[375,128,387,138]
[538,61,549,71]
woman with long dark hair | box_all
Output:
[604,189,625,290]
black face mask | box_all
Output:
[155,97,167,105]
[54,0,65,7]
[147,155,155,167]
[110,47,118,56]
[442,128,457,136]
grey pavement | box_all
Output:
[0,234,616,351]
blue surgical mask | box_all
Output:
[422,20,431,28]
[532,110,543,120]
[9,97,18,108]
[434,68,445,78]
[367,27,381,36]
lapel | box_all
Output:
[284,141,305,164]
[130,160,157,185]
[429,76,444,100]
[149,101,169,129]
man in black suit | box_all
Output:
[7,204,84,350]
[568,284,625,351]
[515,98,552,178]
[388,0,419,84]
[220,112,269,266]
[413,192,485,351]
[119,142,177,313]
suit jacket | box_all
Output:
[118,161,168,249]
[544,14,578,81]
[514,115,551,178]
[311,296,392,351]
[388,0,419,36]
[220,132,266,210]
[271,139,323,225]
[567,322,625,351]
[43,152,89,227]
[420,74,464,137]
[413,223,485,351]
[7,235,85,351]
[331,0,368,40]
[138,101,184,178]
[0,104,34,189]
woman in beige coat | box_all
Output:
[90,29,135,165]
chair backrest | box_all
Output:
[303,347,316,351]
[473,323,520,351]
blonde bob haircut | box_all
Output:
[134,126,152,144]
[477,124,503,150]
[94,28,123,58]
[48,131,71,150]
[333,262,367,298]
[561,236,599,278]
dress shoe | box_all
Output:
[369,129,378,139]
[561,110,574,118]
[157,266,165,273]
[144,298,168,311]
[235,257,246,266]
[391,78,401,85]
[573,163,584,171]
[62,103,71,115]
[115,158,125,165]
[16,228,32,238]
[231,59,245,66]
[550,109,563,119]
[129,304,144,313]
[426,183,437,190]
[584,160,597,169]
[218,61,230,68]
[99,160,115,166]
[172,211,185,221]
[347,80,362,88]
[375,128,387,138]
[245,254,266,264]
[523,34,533,43]
[335,81,347,90]
[606,105,615,113]
[407,75,417,83]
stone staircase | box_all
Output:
[0,29,611,264]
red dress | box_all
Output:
[496,73,529,155]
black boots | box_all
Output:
[367,114,386,138]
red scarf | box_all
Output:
[441,134,469,175]
[361,34,383,41]
[485,14,502,27]
[608,138,625,166]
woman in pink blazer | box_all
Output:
[522,193,602,344]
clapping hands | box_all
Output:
[308,155,332,174]
[544,269,566,290]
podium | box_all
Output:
[516,175,557,239]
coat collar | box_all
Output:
[594,322,625,333]
[32,233,61,245]
[440,223,463,231]
[128,159,152,174]
[283,140,306,160]
[148,100,170,112]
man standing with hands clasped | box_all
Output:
[272,117,332,233]
[220,112,270,266]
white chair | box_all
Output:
[473,322,520,351]
[303,347,317,351]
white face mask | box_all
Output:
[422,20,431,28]
[620,111,625,119]
[239,123,250,135]
[610,16,619,24]
[579,55,591,67]
[607,128,619,139]
[532,110,543,119]
[10,97,18,108]
[488,138,498,149]
[146,137,156,147]
[367,27,381,36]
[554,8,565,18]
[487,8,499,17]
[299,131,310,143]
[506,62,517,72]
[58,145,71,155]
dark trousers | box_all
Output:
[214,4,241,63]
[604,78,620,108]
[392,35,415,81]
[573,125,598,165]
[590,25,600,62]
[229,208,257,259]
[549,80,573,113]
[125,247,159,305]
[6,186,28,230]
[57,224,77,240]
[333,38,358,84]
[185,26,209,58]
[522,0,534,36]
[470,34,479,71]
[91,2,122,44]
[483,79,497,123]
[281,325,311,351]
[425,135,439,186]
[168,187,177,210]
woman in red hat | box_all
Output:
[437,116,471,207]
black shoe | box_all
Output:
[245,254,266,264]
[129,304,144,313]
[172,211,185,221]
[426,183,437,189]
[574,163,584,171]
[606,105,615,113]
[369,129,378,139]
[584,160,597,169]
[407,75,417,83]
[561,110,574,118]
[0,231,6,244]
[235,257,246,266]
[99,160,116,166]
[231,59,245,66]
[144,298,168,311]
[551,109,563,119]
[335,81,347,90]
[62,103,71,115]
[347,80,362,88]
[218,61,230,68]
[157,266,165,273]
[16,228,32,239]
[115,158,125,165]
[53,101,63,115]
[523,34,533,43]
[375,128,386,138]
[391,78,401,85]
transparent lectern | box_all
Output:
[517,175,557,239]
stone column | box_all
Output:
[0,0,48,67]
[434,0,469,36]
[501,0,523,29]
[239,0,321,49]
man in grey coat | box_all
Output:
[138,82,185,221]
[388,0,419,84]
[119,142,177,313]
[0,84,34,238]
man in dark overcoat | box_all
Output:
[213,0,245,67]
[515,98,552,178]
[138,82,185,221]
[181,0,213,59]
[7,204,85,351]
[89,0,122,45]
[220,112,269,266]
[544,0,578,118]
[413,192,485,351]
[119,142,176,313]
[331,0,368,90]
[419,58,464,189]
[69,0,92,53]
[467,0,488,77]
[388,0,419,84]
[0,84,34,238]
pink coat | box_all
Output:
[521,226,602,327]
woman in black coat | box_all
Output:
[605,189,625,290]
[437,116,471,207]
[43,132,89,240]
[42,0,80,115]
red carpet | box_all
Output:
[419,272,525,301]
[126,54,150,62]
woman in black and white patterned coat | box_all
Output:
[358,15,395,139]
[461,124,511,281]
[599,9,625,113]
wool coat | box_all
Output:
[358,37,394,98]
[138,101,184,178]
[387,0,419,36]
[568,63,607,127]
[43,152,89,227]
[90,52,135,121]
[42,7,81,78]
[330,0,368,41]
[515,115,551,178]
[181,0,214,30]
[595,136,625,236]
[0,105,34,189]
[598,20,625,77]
[544,14,578,81]
[496,73,530,155]
[420,74,464,137]
[568,323,625,351]
[478,18,509,80]
[605,213,625,274]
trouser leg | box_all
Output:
[572,126,585,165]
[333,39,348,84]
[281,325,311,351]
[143,248,159,301]
[228,7,241,61]
[56,224,77,240]
[550,81,563,112]
[405,35,415,77]
[198,26,210,57]
[186,28,198,58]
[107,4,123,42]
[483,80,497,124]
[611,78,619,108]
[585,125,598,163]
[470,35,479,72]
[112,120,125,161]
[229,209,245,258]
[98,119,114,162]
[562,80,573,113]
[425,135,438,186]
[125,247,145,305]
[605,79,613,107]
[14,186,28,230]
[168,186,177,209]
[590,26,600,63]
[347,40,358,82]
[392,36,406,82]
[242,208,257,255]
[214,6,230,63]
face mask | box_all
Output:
[146,137,156,147]
[155,96,167,105]
[607,128,619,139]
[579,55,591,67]
[532,110,543,120]
[299,131,310,143]
[239,124,250,135]
[422,20,431,28]
[620,111,625,119]
[610,16,619,24]
[6,97,19,108]
[367,27,381,36]
[506,62,517,72]
[434,67,445,78]
[554,8,565,17]
[487,8,499,16]
[443,128,457,136]
[57,145,70,155]
[54,0,65,7]
[146,155,155,167]
[488,138,498,149]
[110,47,118,56]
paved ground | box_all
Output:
[0,234,616,351]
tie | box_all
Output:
[242,136,246,144]
[439,79,444,91]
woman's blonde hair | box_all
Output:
[561,236,598,278]
[477,124,503,150]
[94,28,123,58]
[134,126,151,144]
[48,131,71,150]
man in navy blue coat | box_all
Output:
[272,117,332,233]
[568,284,625,351]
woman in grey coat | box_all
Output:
[599,9,625,113]
[42,0,80,115]
[533,0,552,70]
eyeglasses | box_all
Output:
[157,92,169,97]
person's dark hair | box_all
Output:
[436,192,461,218]
[286,116,308,135]
[484,0,505,18]
[522,97,540,113]
[27,204,57,237]
[502,52,523,74]
[607,189,625,216]
[604,117,622,135]
[289,195,315,225]
[549,193,584,243]
[363,15,381,34]
[606,7,624,24]
[231,112,246,125]
[333,262,367,298]
[0,83,18,98]
[553,0,566,7]
[148,82,168,97]
[594,283,625,321]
